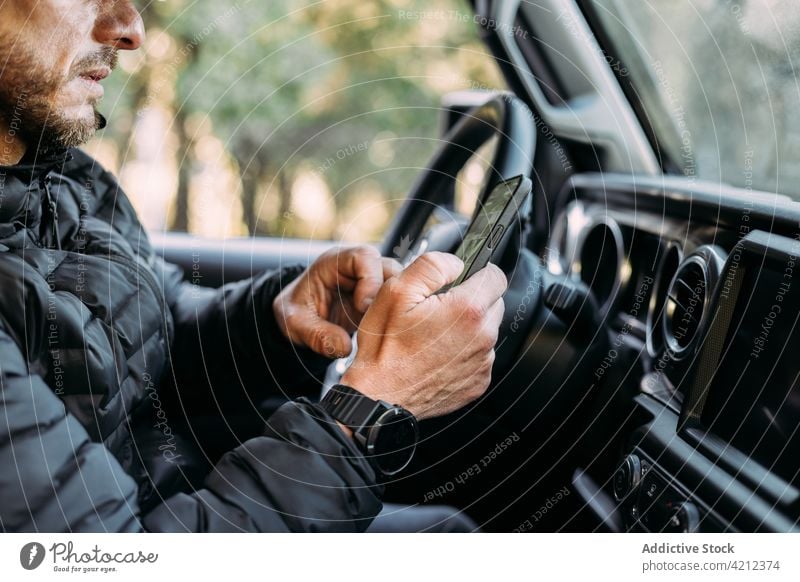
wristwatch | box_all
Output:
[320,384,419,476]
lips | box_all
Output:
[78,68,110,82]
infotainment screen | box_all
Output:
[698,233,800,484]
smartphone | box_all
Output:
[443,175,532,291]
[333,175,530,380]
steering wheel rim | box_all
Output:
[381,92,537,260]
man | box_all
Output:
[0,0,506,532]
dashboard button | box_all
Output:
[639,470,669,507]
[665,501,700,533]
[613,454,643,501]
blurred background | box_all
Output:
[86,0,503,241]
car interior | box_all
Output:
[149,0,800,532]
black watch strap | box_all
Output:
[321,384,419,477]
[320,384,385,431]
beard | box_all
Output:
[0,44,116,156]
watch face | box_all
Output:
[367,408,418,476]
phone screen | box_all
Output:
[451,176,522,286]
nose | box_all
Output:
[93,0,145,50]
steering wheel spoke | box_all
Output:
[382,92,537,265]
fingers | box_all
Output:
[294,313,354,358]
[447,262,508,312]
[337,246,383,312]
[461,297,504,355]
[382,256,403,280]
[485,297,506,337]
[481,297,505,343]
[395,252,465,301]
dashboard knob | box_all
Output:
[613,454,643,501]
[666,501,700,533]
[543,281,602,337]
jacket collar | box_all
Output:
[1,147,72,183]
[0,148,73,241]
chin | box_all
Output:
[39,112,102,151]
[60,101,98,125]
[44,98,104,146]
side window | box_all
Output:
[593,0,800,196]
[85,0,504,241]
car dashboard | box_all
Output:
[546,172,800,532]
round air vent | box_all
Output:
[577,220,624,309]
[647,243,682,356]
[664,258,708,354]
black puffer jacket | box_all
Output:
[0,149,382,532]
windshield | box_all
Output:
[589,0,800,198]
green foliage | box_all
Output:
[101,0,503,238]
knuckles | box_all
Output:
[319,247,342,263]
[454,297,487,324]
[349,245,380,261]
[474,329,497,352]
[467,374,492,402]
[381,277,404,301]
[475,350,495,376]
[320,245,379,268]
[485,348,496,368]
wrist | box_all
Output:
[335,420,353,439]
[320,384,419,476]
[340,369,394,407]
[339,369,422,419]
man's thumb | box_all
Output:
[396,252,464,300]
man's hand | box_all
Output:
[273,246,401,358]
[340,252,507,420]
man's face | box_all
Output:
[0,0,143,155]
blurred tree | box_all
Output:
[93,0,503,239]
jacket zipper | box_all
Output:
[36,170,172,358]
[40,174,61,250]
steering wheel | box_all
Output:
[381,92,537,264]
[378,92,540,378]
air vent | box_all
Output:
[647,243,682,356]
[578,220,624,309]
[664,259,708,354]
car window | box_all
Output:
[589,0,800,198]
[85,0,504,240]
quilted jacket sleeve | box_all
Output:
[156,259,333,415]
[0,323,141,532]
[141,262,386,530]
[141,399,384,532]
[0,316,383,531]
